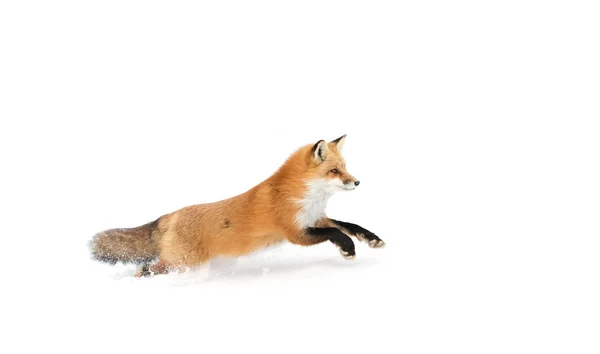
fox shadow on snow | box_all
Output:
[206,255,377,281]
[109,254,378,284]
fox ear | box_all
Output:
[331,134,346,151]
[311,140,328,163]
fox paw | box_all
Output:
[369,239,386,248]
[339,249,356,260]
[134,264,152,277]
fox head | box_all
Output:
[306,134,360,192]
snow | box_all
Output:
[1,1,599,353]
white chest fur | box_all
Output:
[295,178,340,228]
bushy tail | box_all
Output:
[89,219,161,264]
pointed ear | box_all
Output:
[330,134,346,151]
[311,140,328,163]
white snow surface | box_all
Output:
[1,1,599,353]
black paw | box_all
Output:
[338,239,356,259]
[368,238,386,248]
[339,248,356,260]
[356,230,383,244]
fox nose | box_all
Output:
[354,180,360,186]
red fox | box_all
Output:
[90,135,385,276]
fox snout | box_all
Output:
[343,178,360,190]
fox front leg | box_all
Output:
[329,219,385,248]
[305,227,356,260]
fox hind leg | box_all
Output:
[134,259,172,277]
[134,264,152,277]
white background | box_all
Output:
[1,1,599,353]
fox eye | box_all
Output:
[330,168,339,174]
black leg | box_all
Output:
[329,219,385,248]
[305,227,356,259]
